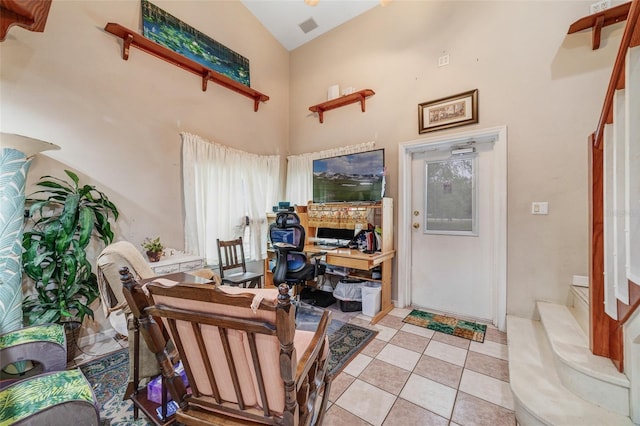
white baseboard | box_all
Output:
[572,275,589,287]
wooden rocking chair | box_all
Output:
[119,267,332,426]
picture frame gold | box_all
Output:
[418,89,478,134]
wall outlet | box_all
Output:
[590,0,611,14]
[531,202,549,215]
[438,54,450,67]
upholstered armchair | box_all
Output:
[96,241,219,403]
[0,323,100,424]
[119,267,333,426]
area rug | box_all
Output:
[80,348,150,426]
[402,309,487,343]
[81,320,376,424]
[327,323,377,375]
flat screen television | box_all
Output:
[312,149,385,203]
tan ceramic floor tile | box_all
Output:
[424,340,468,367]
[469,340,509,361]
[451,391,516,426]
[72,338,123,364]
[484,327,508,345]
[360,338,387,357]
[382,398,449,426]
[372,323,399,342]
[359,359,411,395]
[376,314,405,330]
[387,307,413,318]
[323,404,373,426]
[400,322,435,339]
[342,353,373,377]
[399,374,457,419]
[349,317,375,329]
[329,372,356,402]
[458,369,514,410]
[336,379,396,426]
[431,331,471,349]
[389,330,429,353]
[465,350,510,382]
[413,354,463,389]
[376,343,421,371]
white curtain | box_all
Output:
[285,141,375,206]
[182,132,280,264]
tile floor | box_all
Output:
[325,306,515,426]
[69,305,514,426]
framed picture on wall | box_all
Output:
[418,89,478,134]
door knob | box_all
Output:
[413,211,420,216]
[413,223,420,229]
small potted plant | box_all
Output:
[142,237,164,262]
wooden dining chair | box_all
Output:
[216,237,263,288]
[119,269,333,426]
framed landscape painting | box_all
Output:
[418,89,478,134]
[141,0,250,87]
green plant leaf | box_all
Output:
[60,194,80,234]
[34,309,59,325]
[22,170,119,325]
[64,169,80,188]
[77,206,94,247]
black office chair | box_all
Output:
[269,212,326,289]
[216,237,263,288]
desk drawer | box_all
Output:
[324,255,371,271]
[179,260,204,271]
[153,264,180,274]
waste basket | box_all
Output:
[361,282,382,317]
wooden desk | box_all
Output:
[305,245,395,324]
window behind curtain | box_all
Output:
[181,132,280,266]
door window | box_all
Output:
[424,156,477,235]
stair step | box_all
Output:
[507,315,633,426]
[568,285,589,334]
[536,301,630,416]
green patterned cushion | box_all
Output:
[0,369,96,425]
[0,323,65,349]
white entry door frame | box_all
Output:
[397,125,508,331]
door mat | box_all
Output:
[402,309,487,343]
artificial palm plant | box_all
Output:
[21,170,119,326]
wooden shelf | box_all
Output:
[104,23,269,111]
[130,387,175,426]
[308,89,375,123]
[0,0,52,42]
[568,2,631,50]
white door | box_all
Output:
[410,141,495,321]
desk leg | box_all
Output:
[370,259,394,325]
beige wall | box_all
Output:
[1,0,289,250]
[1,0,289,337]
[288,1,621,317]
[0,0,623,331]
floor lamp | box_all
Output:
[0,133,59,334]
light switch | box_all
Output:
[531,202,549,215]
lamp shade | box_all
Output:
[0,133,60,158]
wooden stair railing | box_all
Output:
[588,0,640,372]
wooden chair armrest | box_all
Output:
[295,309,331,386]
